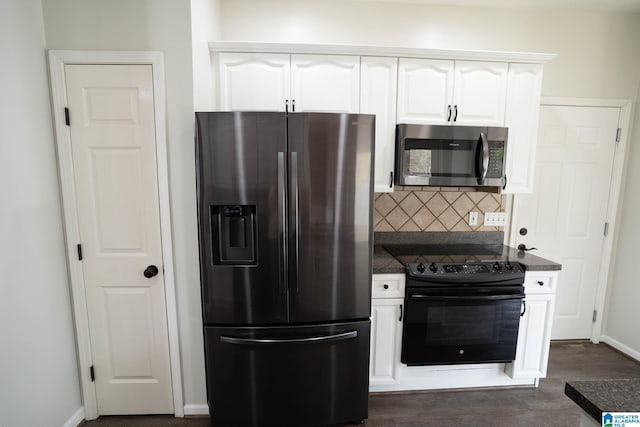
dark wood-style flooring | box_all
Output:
[81,341,640,427]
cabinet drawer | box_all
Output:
[524,272,558,294]
[372,274,405,299]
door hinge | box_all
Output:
[90,365,95,382]
[604,222,609,237]
[77,243,83,261]
[592,310,598,322]
[616,127,621,144]
[64,107,70,126]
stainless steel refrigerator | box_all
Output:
[195,112,374,426]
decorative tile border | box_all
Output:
[374,187,506,232]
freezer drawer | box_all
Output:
[205,320,371,426]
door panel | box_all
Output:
[205,321,370,426]
[452,61,508,126]
[65,64,172,414]
[396,58,454,125]
[196,112,288,324]
[287,113,374,323]
[217,52,290,111]
[290,54,360,113]
[514,105,619,339]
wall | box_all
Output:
[603,81,640,359]
[218,0,640,100]
[192,0,221,110]
[41,0,208,410]
[0,1,82,426]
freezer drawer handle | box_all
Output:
[220,330,357,345]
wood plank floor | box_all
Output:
[81,342,640,426]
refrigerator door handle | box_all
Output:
[291,151,300,294]
[220,330,357,345]
[277,152,288,295]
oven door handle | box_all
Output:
[409,294,525,301]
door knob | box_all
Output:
[144,265,159,278]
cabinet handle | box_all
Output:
[399,304,403,322]
[389,171,393,188]
[383,284,389,289]
[454,105,458,121]
[447,105,452,121]
[292,99,295,112]
[502,175,508,190]
[537,281,544,287]
[521,300,526,317]
[285,99,289,113]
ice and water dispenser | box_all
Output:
[211,205,257,265]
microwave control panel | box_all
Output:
[487,142,504,178]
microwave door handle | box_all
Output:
[477,132,489,185]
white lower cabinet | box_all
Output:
[370,298,403,385]
[505,271,558,380]
[370,274,405,387]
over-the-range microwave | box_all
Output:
[395,124,508,188]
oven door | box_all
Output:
[401,286,524,366]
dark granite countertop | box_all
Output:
[372,232,561,274]
[565,379,640,422]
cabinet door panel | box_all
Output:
[397,58,454,125]
[370,298,403,386]
[218,53,290,111]
[503,63,543,193]
[361,57,398,193]
[290,54,360,113]
[453,61,508,126]
[505,293,555,379]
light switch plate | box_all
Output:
[484,212,506,226]
[468,211,478,226]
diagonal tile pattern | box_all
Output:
[374,187,506,232]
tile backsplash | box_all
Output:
[374,187,506,232]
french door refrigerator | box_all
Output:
[195,112,374,426]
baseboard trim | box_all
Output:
[61,407,84,427]
[184,404,209,416]
[601,335,640,362]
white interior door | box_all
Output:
[65,64,173,414]
[513,105,620,340]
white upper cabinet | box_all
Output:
[217,52,290,111]
[360,57,398,193]
[397,58,508,126]
[397,58,454,125]
[290,54,360,113]
[503,63,543,193]
[217,53,360,113]
[452,61,508,126]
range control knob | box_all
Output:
[505,262,513,271]
[492,262,502,271]
[416,262,426,273]
[429,262,438,273]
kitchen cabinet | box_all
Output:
[370,274,405,386]
[216,52,359,113]
[213,43,551,195]
[503,63,543,193]
[360,57,398,193]
[217,52,290,111]
[396,58,508,126]
[505,271,558,380]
